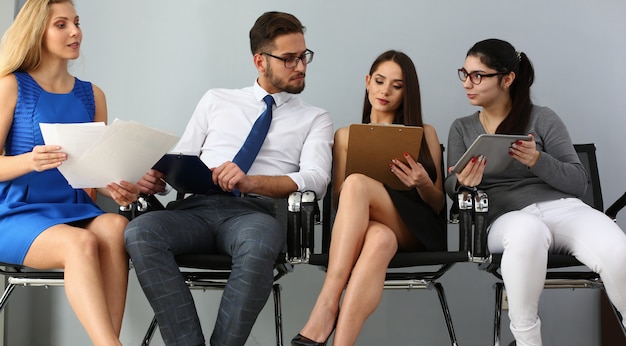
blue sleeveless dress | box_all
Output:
[0,72,104,265]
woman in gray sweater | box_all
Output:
[445,38,626,346]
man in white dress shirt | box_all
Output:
[125,11,333,346]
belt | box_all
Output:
[240,193,270,200]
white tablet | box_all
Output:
[452,134,532,174]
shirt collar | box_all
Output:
[253,80,292,108]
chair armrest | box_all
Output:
[606,192,626,220]
[119,194,166,220]
[473,190,489,258]
[287,192,303,260]
[456,189,473,254]
[456,188,489,260]
[286,191,318,263]
[301,191,317,257]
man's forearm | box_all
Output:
[242,175,298,198]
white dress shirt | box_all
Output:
[173,81,333,198]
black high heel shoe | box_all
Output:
[290,333,326,346]
[291,309,339,346]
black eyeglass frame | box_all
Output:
[261,49,314,68]
[457,68,508,85]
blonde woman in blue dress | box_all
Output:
[0,1,140,344]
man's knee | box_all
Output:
[123,215,146,248]
[123,213,167,253]
[239,233,282,259]
[231,222,284,261]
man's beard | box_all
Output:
[265,66,305,94]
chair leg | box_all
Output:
[140,285,284,346]
[494,282,504,346]
[142,315,158,346]
[609,301,626,338]
[433,282,459,346]
[272,283,284,346]
[0,283,17,312]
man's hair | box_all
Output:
[249,11,305,55]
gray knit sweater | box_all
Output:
[444,105,588,225]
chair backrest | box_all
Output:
[574,144,603,211]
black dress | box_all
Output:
[384,186,446,251]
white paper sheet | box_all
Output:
[40,119,180,188]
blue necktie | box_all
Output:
[232,94,274,174]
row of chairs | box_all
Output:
[1,143,625,345]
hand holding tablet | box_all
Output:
[452,134,532,174]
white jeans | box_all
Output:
[488,198,626,346]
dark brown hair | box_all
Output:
[249,11,305,55]
[467,39,535,134]
[362,50,435,181]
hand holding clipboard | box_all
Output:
[152,154,221,194]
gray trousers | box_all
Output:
[125,194,285,346]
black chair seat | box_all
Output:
[486,254,602,282]
[489,253,590,269]
[309,251,468,269]
[175,254,234,270]
[0,264,64,280]
[545,254,588,269]
[388,251,469,268]
[175,252,289,271]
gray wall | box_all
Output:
[3,0,626,345]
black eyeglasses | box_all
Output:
[261,49,314,68]
[458,68,507,85]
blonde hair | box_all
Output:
[0,0,74,77]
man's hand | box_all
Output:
[211,161,248,193]
[137,169,167,195]
[106,180,141,207]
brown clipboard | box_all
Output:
[344,124,423,190]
